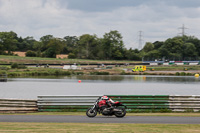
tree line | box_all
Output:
[0,31,200,61]
[142,35,200,61]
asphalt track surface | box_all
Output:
[1,115,200,124]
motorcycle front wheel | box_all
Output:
[86,108,97,117]
[114,107,126,118]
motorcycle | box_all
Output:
[86,96,127,118]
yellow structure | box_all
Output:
[132,65,146,72]
[195,74,199,77]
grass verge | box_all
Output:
[0,55,141,64]
[0,122,200,133]
[1,112,200,117]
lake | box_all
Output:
[0,75,200,99]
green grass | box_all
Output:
[1,55,199,77]
[147,66,200,71]
[1,112,200,117]
[0,55,141,64]
[1,67,198,77]
[0,122,200,133]
[2,68,71,77]
[1,112,200,132]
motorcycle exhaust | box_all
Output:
[113,109,120,112]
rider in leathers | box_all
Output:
[101,96,114,108]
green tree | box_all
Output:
[113,50,123,60]
[78,34,99,59]
[184,36,200,56]
[0,31,18,54]
[132,48,140,53]
[144,50,160,58]
[16,37,25,51]
[168,53,182,61]
[33,41,43,57]
[23,36,36,51]
[26,50,37,57]
[143,42,154,53]
[158,46,170,58]
[125,48,141,60]
[153,41,164,49]
[68,53,76,59]
[102,30,124,60]
[163,37,184,54]
[40,35,54,52]
[44,38,64,58]
[183,43,198,58]
[63,36,78,54]
[0,44,4,54]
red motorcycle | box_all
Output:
[86,96,127,118]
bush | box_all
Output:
[43,48,56,58]
[18,65,27,69]
[62,71,71,75]
[186,73,192,76]
[180,72,186,76]
[75,72,84,75]
[26,50,37,57]
[90,71,109,75]
[175,72,180,76]
[11,63,19,68]
[8,72,18,77]
[160,108,172,113]
[68,53,76,59]
[11,63,27,69]
[120,71,126,75]
[184,109,194,113]
[0,71,7,75]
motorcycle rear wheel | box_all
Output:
[114,107,126,118]
[86,108,97,117]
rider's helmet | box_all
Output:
[102,96,109,100]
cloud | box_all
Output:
[62,0,200,12]
[0,0,200,49]
[62,0,149,12]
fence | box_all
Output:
[143,57,200,62]
[0,99,37,113]
[1,95,199,113]
[37,95,100,112]
[37,95,200,112]
[108,95,169,112]
[148,62,200,66]
[169,95,200,112]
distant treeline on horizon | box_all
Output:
[0,31,200,61]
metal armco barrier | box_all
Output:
[37,95,101,112]
[37,95,200,112]
[0,99,37,113]
[108,95,169,112]
[169,95,200,112]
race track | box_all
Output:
[0,115,200,124]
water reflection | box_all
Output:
[7,75,200,84]
[1,75,200,99]
[77,75,199,84]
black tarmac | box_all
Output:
[0,115,200,124]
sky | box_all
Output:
[0,0,200,49]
